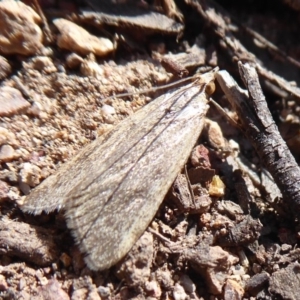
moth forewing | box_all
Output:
[20,70,216,271]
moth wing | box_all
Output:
[65,85,209,270]
[21,81,209,271]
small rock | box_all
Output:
[19,162,42,187]
[186,244,239,295]
[155,268,174,289]
[70,246,86,274]
[35,269,48,286]
[27,101,44,117]
[80,59,104,78]
[0,127,16,146]
[18,291,30,300]
[66,53,84,69]
[0,86,30,117]
[190,144,211,168]
[72,277,100,300]
[245,272,270,296]
[59,253,72,268]
[7,187,20,201]
[173,283,188,300]
[0,144,17,162]
[116,231,154,288]
[281,243,292,252]
[204,118,227,150]
[0,274,8,291]
[179,274,196,294]
[19,277,26,291]
[0,0,42,55]
[101,104,116,124]
[208,175,226,197]
[97,286,111,299]
[37,279,69,300]
[0,55,11,80]
[252,263,262,274]
[224,279,244,300]
[30,56,57,73]
[269,262,300,299]
[144,280,162,298]
[0,180,9,201]
[18,182,31,195]
[53,18,114,56]
[216,200,244,219]
[101,104,116,116]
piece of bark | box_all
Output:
[153,52,189,78]
[185,0,300,101]
[216,215,262,247]
[0,218,60,266]
[77,0,184,37]
[153,44,207,74]
[169,173,212,214]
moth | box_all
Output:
[20,69,217,271]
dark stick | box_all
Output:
[216,62,300,216]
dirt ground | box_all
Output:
[0,0,300,299]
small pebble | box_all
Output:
[208,175,225,197]
[173,283,188,300]
[53,18,114,56]
[0,180,9,201]
[0,87,30,117]
[0,144,17,162]
[0,127,17,146]
[27,101,44,117]
[59,253,72,268]
[179,274,196,294]
[19,162,41,187]
[281,243,292,252]
[66,53,84,69]
[245,272,270,296]
[0,274,8,291]
[35,269,48,286]
[80,60,104,78]
[30,56,57,73]
[144,280,162,298]
[19,278,26,291]
[0,56,11,80]
[101,104,116,116]
[224,279,244,300]
[97,286,111,299]
[252,263,262,274]
[101,104,116,124]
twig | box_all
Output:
[216,62,300,215]
[184,165,195,206]
[185,0,300,101]
[32,0,53,44]
[12,76,33,103]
